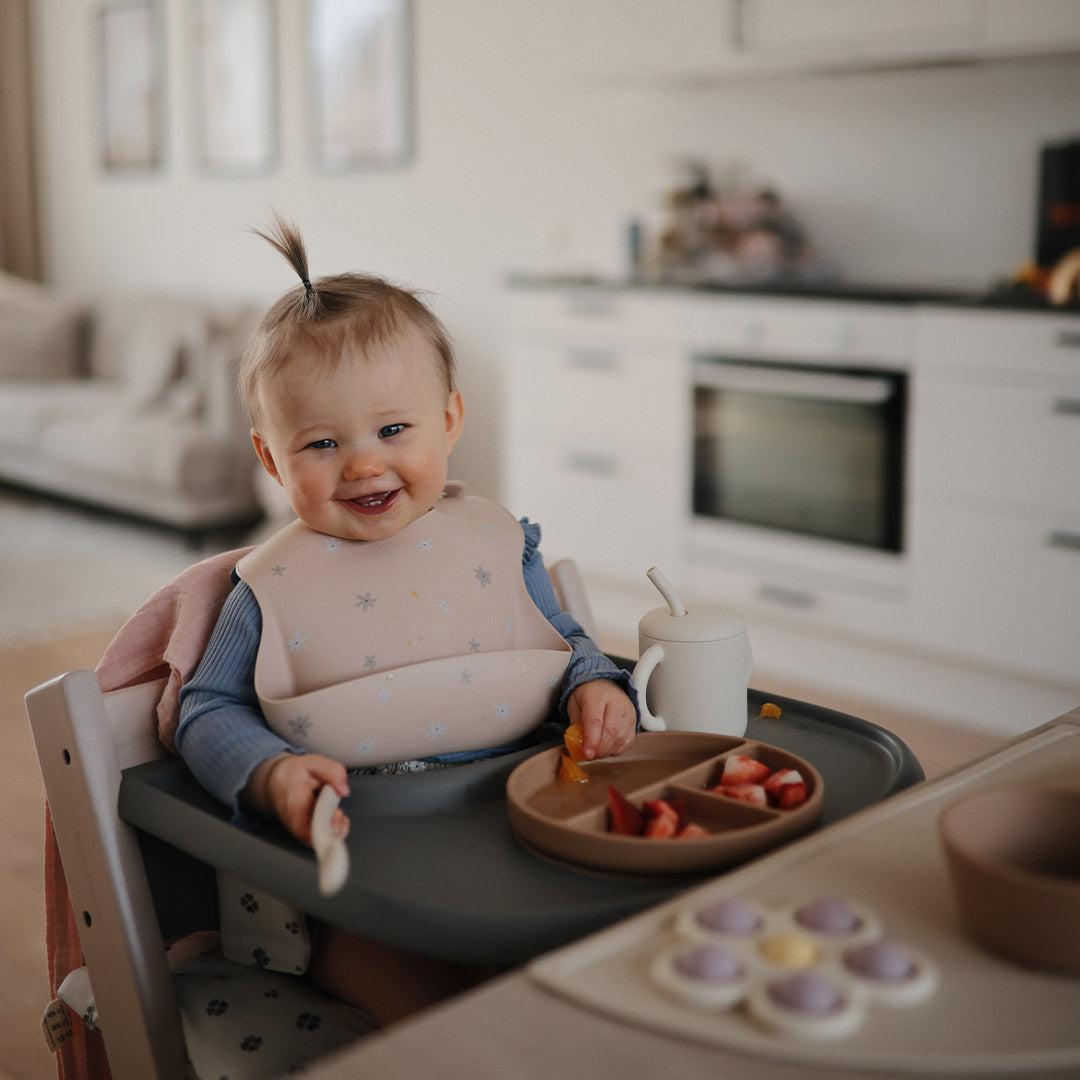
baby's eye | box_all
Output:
[306,438,337,450]
[378,423,408,439]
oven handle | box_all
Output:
[694,361,896,404]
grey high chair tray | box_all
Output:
[118,689,922,967]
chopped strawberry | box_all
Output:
[716,783,767,808]
[675,822,710,839]
[667,793,689,830]
[775,782,809,810]
[764,769,808,809]
[718,754,772,787]
[643,798,680,839]
[607,786,644,835]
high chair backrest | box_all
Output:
[27,670,190,1080]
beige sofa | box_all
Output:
[0,272,262,533]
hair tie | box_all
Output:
[302,277,313,293]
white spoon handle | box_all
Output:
[311,784,350,897]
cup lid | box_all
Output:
[640,603,747,643]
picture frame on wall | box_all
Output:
[309,0,413,171]
[97,0,164,171]
[190,0,279,175]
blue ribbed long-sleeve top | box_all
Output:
[177,520,637,825]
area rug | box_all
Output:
[0,490,209,647]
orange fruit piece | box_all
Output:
[563,722,587,761]
[758,702,782,719]
[557,752,589,784]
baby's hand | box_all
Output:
[263,753,350,847]
[567,680,637,761]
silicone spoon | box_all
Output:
[311,784,350,897]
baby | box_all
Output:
[177,214,639,1026]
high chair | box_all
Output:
[26,557,599,1080]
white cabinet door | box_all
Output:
[909,501,1080,684]
[504,342,689,580]
[741,0,987,65]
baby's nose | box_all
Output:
[342,447,385,480]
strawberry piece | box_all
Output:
[763,768,803,796]
[643,798,680,839]
[776,782,809,810]
[557,752,588,784]
[717,783,767,808]
[718,754,771,787]
[667,793,689,830]
[675,822,710,839]
[607,786,644,835]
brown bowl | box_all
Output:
[939,787,1080,974]
[505,731,824,876]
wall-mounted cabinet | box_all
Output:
[574,0,1080,84]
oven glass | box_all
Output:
[693,360,905,551]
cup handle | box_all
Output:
[631,644,667,731]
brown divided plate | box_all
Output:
[506,732,824,875]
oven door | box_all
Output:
[693,358,906,551]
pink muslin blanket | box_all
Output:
[45,546,251,1080]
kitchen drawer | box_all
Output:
[688,296,912,367]
[506,343,689,460]
[910,375,1080,514]
[917,308,1080,377]
[503,289,687,348]
[909,502,1080,684]
[505,438,686,581]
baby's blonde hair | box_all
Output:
[239,212,456,428]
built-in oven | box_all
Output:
[692,357,907,553]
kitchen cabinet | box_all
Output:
[502,290,688,580]
[909,308,1080,684]
[503,283,1080,728]
[574,0,1080,84]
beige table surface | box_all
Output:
[303,709,1080,1080]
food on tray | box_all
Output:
[643,798,680,838]
[718,782,768,808]
[556,752,588,784]
[758,702,783,719]
[764,768,809,810]
[717,753,772,786]
[562,722,586,762]
[605,788,712,840]
[794,896,863,935]
[710,757,810,811]
[606,786,644,835]
[757,932,821,970]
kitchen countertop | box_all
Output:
[505,273,1080,314]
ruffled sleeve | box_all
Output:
[520,517,542,566]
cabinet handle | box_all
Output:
[758,583,817,609]
[1052,397,1080,417]
[565,350,620,373]
[1047,530,1080,552]
[564,451,619,478]
[1056,330,1080,350]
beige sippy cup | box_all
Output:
[631,567,752,738]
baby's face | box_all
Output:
[252,323,464,543]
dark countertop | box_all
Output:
[505,273,1080,315]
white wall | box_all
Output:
[32,1,1080,496]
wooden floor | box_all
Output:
[0,629,1004,1080]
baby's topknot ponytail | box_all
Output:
[250,209,321,317]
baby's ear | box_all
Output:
[251,430,283,485]
[444,389,465,447]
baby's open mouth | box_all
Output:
[342,489,400,515]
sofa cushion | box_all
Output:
[0,272,88,381]
[0,381,121,444]
[88,295,212,409]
